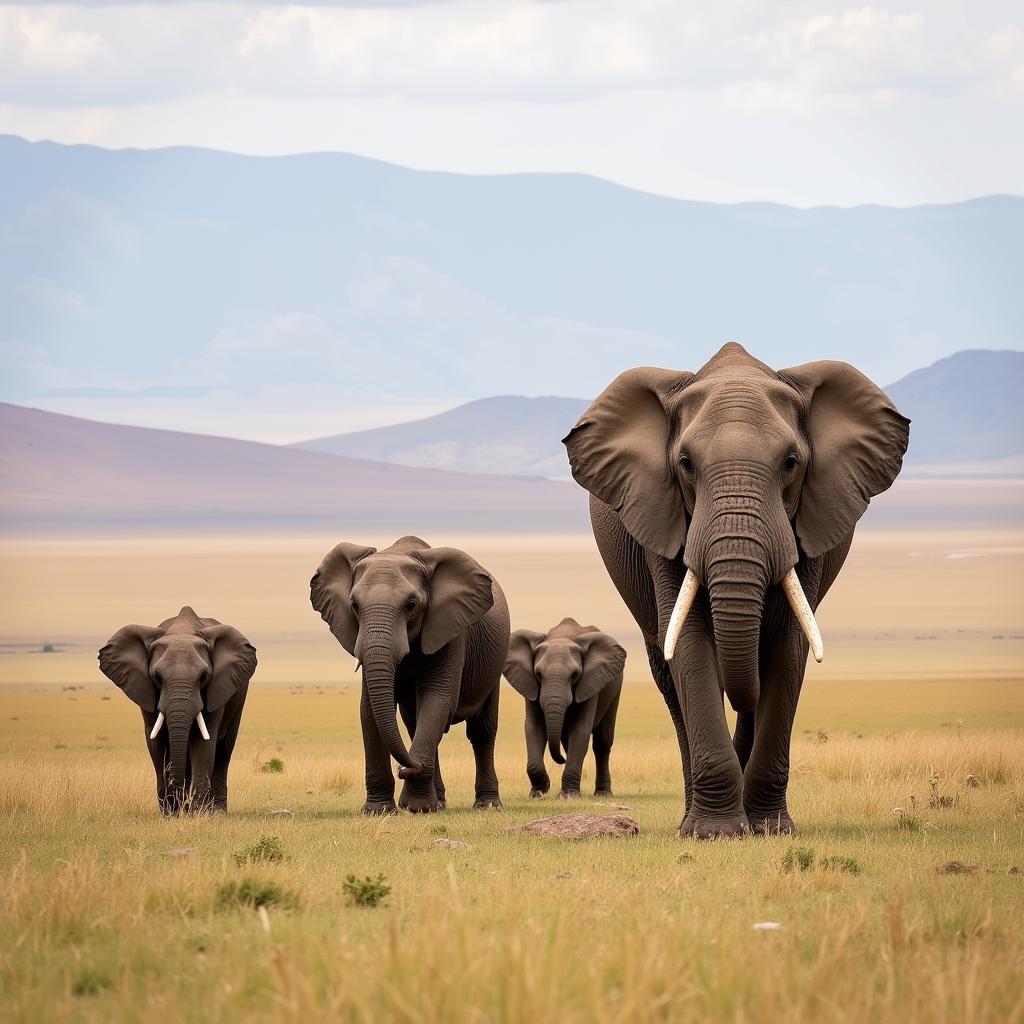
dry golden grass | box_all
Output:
[1,529,1023,1022]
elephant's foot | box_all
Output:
[473,796,503,810]
[680,809,750,840]
[594,787,614,799]
[747,809,796,836]
[557,789,582,800]
[399,792,443,813]
[361,798,398,816]
[529,788,548,799]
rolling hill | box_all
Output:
[0,403,587,534]
[293,396,588,476]
[293,350,1024,478]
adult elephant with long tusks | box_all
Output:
[310,536,510,814]
[563,343,910,838]
[99,606,256,814]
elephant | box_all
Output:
[98,606,257,814]
[504,617,625,800]
[563,342,910,838]
[310,535,510,814]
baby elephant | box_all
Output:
[99,606,256,814]
[504,618,625,799]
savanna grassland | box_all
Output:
[1,529,1023,1023]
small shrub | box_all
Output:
[782,846,816,873]
[966,775,980,789]
[216,878,297,911]
[820,855,861,875]
[677,852,696,864]
[892,807,920,831]
[42,643,56,653]
[815,729,829,745]
[261,757,285,774]
[430,824,449,836]
[233,836,284,867]
[72,966,112,996]
[343,873,391,907]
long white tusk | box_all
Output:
[149,711,165,740]
[782,568,824,663]
[664,569,700,661]
[195,711,211,740]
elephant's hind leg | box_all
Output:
[467,684,502,809]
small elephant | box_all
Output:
[98,606,256,814]
[563,342,909,837]
[310,536,510,814]
[504,618,625,800]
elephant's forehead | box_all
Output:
[353,556,424,589]
[681,374,800,422]
[150,636,208,668]
[536,638,582,664]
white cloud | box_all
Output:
[0,8,108,71]
[15,275,88,315]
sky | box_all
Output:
[1,0,1022,208]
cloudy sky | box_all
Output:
[1,0,1022,206]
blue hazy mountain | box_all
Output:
[294,350,1024,476]
[2,135,1021,420]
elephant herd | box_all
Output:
[99,344,910,838]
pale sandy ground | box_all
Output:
[0,528,1021,692]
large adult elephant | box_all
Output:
[99,606,257,814]
[563,343,910,838]
[310,536,510,814]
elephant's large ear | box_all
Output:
[574,631,626,703]
[98,624,163,711]
[310,542,377,656]
[200,624,257,712]
[563,367,692,559]
[781,360,910,558]
[504,629,545,700]
[417,547,495,656]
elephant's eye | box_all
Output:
[404,598,418,614]
[782,454,799,473]
[679,453,695,474]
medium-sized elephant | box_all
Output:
[310,536,510,814]
[504,618,626,799]
[98,606,257,814]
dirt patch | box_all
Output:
[936,860,983,875]
[509,813,639,840]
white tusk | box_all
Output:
[149,711,165,740]
[782,568,824,663]
[664,569,700,661]
[195,711,211,740]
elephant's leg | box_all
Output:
[188,727,217,815]
[144,715,175,814]
[674,613,747,839]
[211,706,242,813]
[744,557,831,835]
[592,692,619,797]
[525,700,550,797]
[360,685,397,815]
[644,638,693,816]
[733,710,756,772]
[396,697,438,812]
[398,682,452,814]
[467,684,502,809]
[432,749,446,808]
[559,703,596,798]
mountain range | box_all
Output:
[2,135,1022,442]
[293,349,1024,478]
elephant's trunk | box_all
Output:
[540,698,568,765]
[688,465,795,714]
[162,682,199,798]
[359,606,419,774]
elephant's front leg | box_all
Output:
[398,677,454,814]
[674,615,748,839]
[360,686,397,815]
[558,701,597,799]
[188,712,222,814]
[524,701,550,797]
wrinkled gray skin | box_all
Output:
[564,343,910,838]
[504,618,625,799]
[311,536,510,814]
[98,607,256,814]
